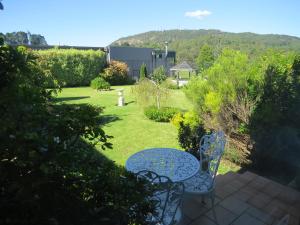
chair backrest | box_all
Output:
[136,170,184,225]
[199,131,226,182]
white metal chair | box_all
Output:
[136,170,185,225]
[183,131,226,206]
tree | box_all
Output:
[196,44,215,72]
[139,63,147,80]
[16,31,29,45]
[29,34,47,46]
[152,66,166,84]
[4,32,29,45]
[2,32,47,46]
[0,33,4,45]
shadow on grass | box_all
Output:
[53,96,90,103]
[3,133,151,225]
[125,101,135,106]
[100,114,121,126]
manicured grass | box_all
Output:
[55,85,240,174]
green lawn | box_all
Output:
[55,85,240,174]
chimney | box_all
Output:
[165,41,168,57]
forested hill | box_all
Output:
[112,29,300,63]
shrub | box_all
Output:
[177,120,206,158]
[36,48,106,87]
[171,112,185,128]
[171,111,201,129]
[132,78,169,109]
[139,63,147,80]
[151,66,167,84]
[102,60,134,85]
[162,78,179,89]
[144,106,181,122]
[91,76,110,91]
[223,147,245,165]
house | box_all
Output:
[105,46,176,80]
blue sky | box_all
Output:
[0,0,299,46]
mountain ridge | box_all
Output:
[112,29,300,63]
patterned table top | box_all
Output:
[125,148,200,182]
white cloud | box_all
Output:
[185,10,212,20]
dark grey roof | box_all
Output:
[170,61,195,71]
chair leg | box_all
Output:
[210,191,218,224]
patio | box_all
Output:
[180,171,300,225]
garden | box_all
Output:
[1,40,300,225]
[55,86,239,173]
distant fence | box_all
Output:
[10,44,105,51]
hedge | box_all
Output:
[144,106,181,122]
[35,48,106,87]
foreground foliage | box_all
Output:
[0,45,153,225]
[249,55,300,178]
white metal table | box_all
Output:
[125,148,200,182]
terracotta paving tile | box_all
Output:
[248,179,268,192]
[215,184,236,199]
[192,195,221,208]
[206,205,237,225]
[277,188,300,205]
[181,171,300,225]
[289,215,300,225]
[255,176,272,186]
[266,199,290,212]
[247,192,272,209]
[232,189,256,202]
[246,206,276,225]
[231,213,265,225]
[189,216,217,225]
[182,198,208,220]
[235,173,254,184]
[179,214,193,225]
[241,185,259,196]
[262,202,287,220]
[219,195,250,215]
[288,204,300,217]
[261,181,284,198]
[230,179,246,190]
